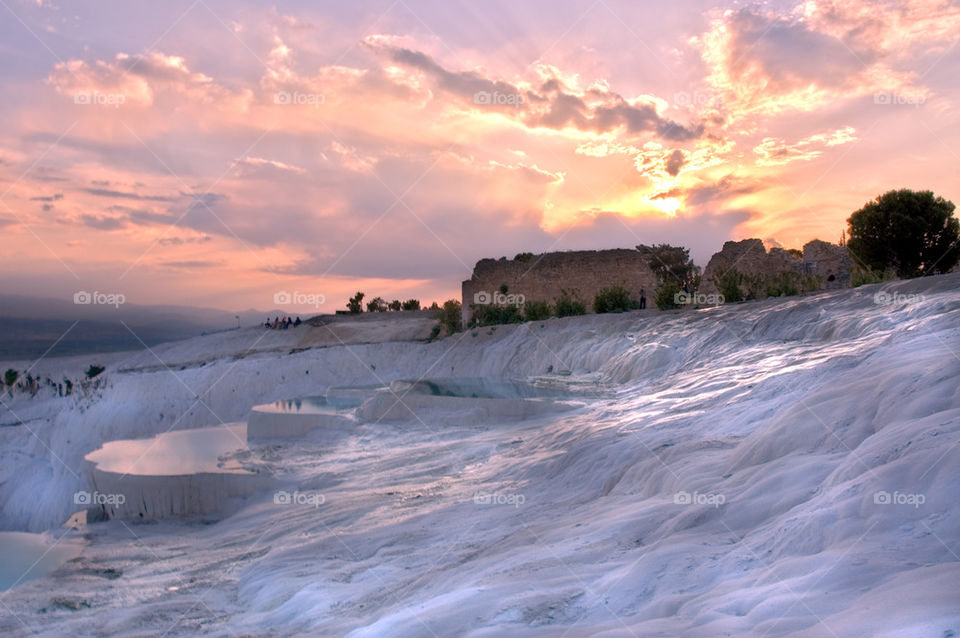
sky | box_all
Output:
[1,0,958,313]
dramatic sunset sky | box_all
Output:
[1,0,958,312]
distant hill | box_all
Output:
[0,295,279,360]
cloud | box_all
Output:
[695,4,940,118]
[29,193,63,202]
[367,39,704,143]
[753,126,858,166]
[665,150,685,177]
[81,187,175,201]
[79,214,127,230]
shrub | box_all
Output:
[847,189,960,277]
[654,281,682,310]
[401,299,421,311]
[523,300,552,321]
[4,369,17,387]
[851,267,895,287]
[765,271,801,297]
[388,299,402,311]
[514,252,534,262]
[594,286,635,313]
[554,289,587,317]
[713,269,744,303]
[472,304,523,326]
[85,365,105,379]
[741,273,767,300]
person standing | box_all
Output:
[639,288,647,310]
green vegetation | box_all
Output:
[388,299,402,311]
[472,304,523,326]
[402,299,421,311]
[4,368,17,387]
[434,299,462,335]
[847,189,959,277]
[554,289,587,317]
[640,244,701,311]
[712,269,744,303]
[640,244,701,291]
[593,286,635,313]
[654,281,682,310]
[366,297,388,312]
[765,271,801,297]
[347,292,365,313]
[514,252,534,262]
[851,267,896,287]
[523,300,552,321]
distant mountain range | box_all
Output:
[0,294,282,360]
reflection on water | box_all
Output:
[85,423,251,476]
[254,397,333,415]
[0,532,82,591]
[390,377,577,400]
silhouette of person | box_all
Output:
[639,288,647,310]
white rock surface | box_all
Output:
[0,274,957,636]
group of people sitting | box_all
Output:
[264,316,302,329]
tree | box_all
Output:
[638,244,700,291]
[594,286,635,313]
[435,299,462,335]
[3,369,17,388]
[347,292,365,313]
[847,189,960,278]
[640,243,700,311]
[401,299,421,311]
[85,365,105,379]
[366,297,388,312]
[388,299,402,311]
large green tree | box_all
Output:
[847,189,959,278]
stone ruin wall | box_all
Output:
[700,238,854,295]
[461,249,658,325]
[462,240,855,324]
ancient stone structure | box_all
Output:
[461,249,658,325]
[700,238,853,295]
[801,239,854,289]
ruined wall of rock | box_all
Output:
[461,249,658,324]
[700,238,853,295]
[802,240,854,288]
